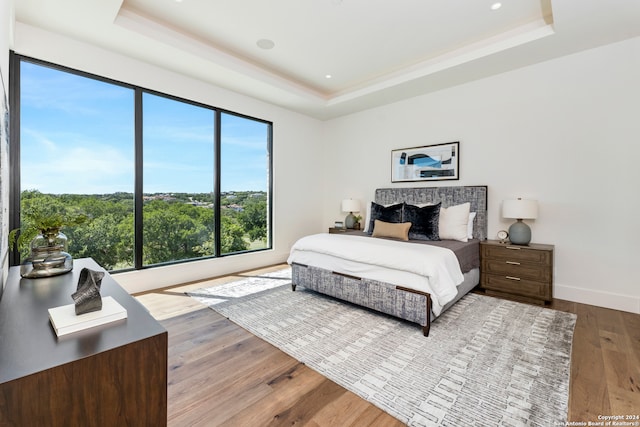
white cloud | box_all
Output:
[21,142,134,194]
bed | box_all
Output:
[287,185,487,336]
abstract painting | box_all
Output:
[391,142,459,182]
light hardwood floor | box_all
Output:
[134,264,640,426]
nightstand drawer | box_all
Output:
[481,245,551,265]
[481,274,551,300]
[481,259,551,282]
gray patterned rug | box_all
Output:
[188,269,576,426]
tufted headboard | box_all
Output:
[374,186,488,241]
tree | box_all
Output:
[221,215,249,253]
[68,213,132,269]
[13,190,267,270]
[238,200,267,242]
[142,200,213,264]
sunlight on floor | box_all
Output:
[134,263,289,321]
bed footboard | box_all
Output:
[291,262,432,336]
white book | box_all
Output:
[48,296,127,337]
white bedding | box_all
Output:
[287,233,464,316]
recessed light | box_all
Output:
[491,2,502,10]
[256,39,275,50]
[325,74,332,79]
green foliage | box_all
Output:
[9,190,89,253]
[12,190,268,270]
[142,200,214,265]
[67,213,134,270]
[238,200,267,241]
[220,215,250,253]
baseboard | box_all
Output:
[116,250,290,294]
[554,283,640,314]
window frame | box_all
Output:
[9,52,273,271]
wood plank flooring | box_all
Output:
[134,264,640,426]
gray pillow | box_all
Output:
[366,202,403,234]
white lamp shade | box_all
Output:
[341,199,360,213]
[502,199,538,219]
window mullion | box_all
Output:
[134,89,144,269]
[8,52,21,267]
[214,110,221,257]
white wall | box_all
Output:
[12,23,326,293]
[323,36,640,314]
[0,0,9,87]
[10,22,640,313]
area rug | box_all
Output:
[188,269,577,427]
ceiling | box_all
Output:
[13,0,640,120]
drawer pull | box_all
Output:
[332,271,361,281]
[506,261,521,265]
[505,276,521,281]
[506,246,521,250]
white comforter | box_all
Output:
[287,233,464,315]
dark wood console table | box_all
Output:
[0,258,168,426]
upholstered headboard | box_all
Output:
[374,186,488,241]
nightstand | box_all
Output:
[328,227,365,235]
[480,240,554,305]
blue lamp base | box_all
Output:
[508,219,531,245]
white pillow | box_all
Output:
[439,203,471,242]
[363,202,373,232]
[467,212,477,239]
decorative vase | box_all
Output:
[20,229,73,278]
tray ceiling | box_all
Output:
[13,0,640,119]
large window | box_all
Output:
[142,93,215,266]
[11,55,272,271]
[18,61,136,269]
[220,112,270,255]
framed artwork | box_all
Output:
[391,141,459,182]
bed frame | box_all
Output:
[291,185,488,336]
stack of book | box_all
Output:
[48,296,127,337]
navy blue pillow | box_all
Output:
[367,202,403,234]
[403,202,441,241]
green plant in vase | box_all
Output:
[353,215,363,230]
[9,191,88,278]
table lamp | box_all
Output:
[341,199,360,229]
[502,198,538,245]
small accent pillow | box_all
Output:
[403,202,441,240]
[439,202,471,242]
[372,220,412,241]
[366,202,403,234]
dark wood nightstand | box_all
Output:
[328,227,365,235]
[480,240,554,305]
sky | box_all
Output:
[19,61,270,194]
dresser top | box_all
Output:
[0,258,166,384]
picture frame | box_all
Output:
[391,141,459,182]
